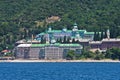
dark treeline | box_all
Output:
[0,0,120,51]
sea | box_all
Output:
[0,62,120,80]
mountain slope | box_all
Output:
[0,0,120,51]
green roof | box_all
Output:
[67,30,72,32]
[74,23,77,26]
[31,43,81,47]
[84,32,94,34]
[48,30,61,33]
[78,30,86,32]
[31,44,47,47]
[48,30,73,33]
[61,43,80,47]
[38,32,45,35]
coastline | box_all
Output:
[0,59,120,62]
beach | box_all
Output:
[0,59,120,62]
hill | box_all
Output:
[0,0,120,51]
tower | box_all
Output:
[45,32,50,44]
[48,26,52,31]
[50,37,56,44]
[62,27,67,32]
[75,32,80,39]
[72,23,78,31]
[107,29,110,39]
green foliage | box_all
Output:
[117,36,120,38]
[100,31,104,40]
[65,47,120,60]
[0,0,120,51]
[41,36,46,44]
[94,52,105,60]
[74,47,105,60]
[5,52,14,57]
[66,50,75,60]
[63,36,67,43]
[72,38,76,43]
[105,47,120,60]
[66,37,71,43]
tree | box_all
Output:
[96,32,100,41]
[94,53,104,60]
[72,38,76,43]
[41,36,46,44]
[100,30,104,40]
[0,0,120,51]
[56,38,59,43]
[63,36,67,43]
[66,50,75,60]
[59,37,62,43]
[104,31,107,38]
[105,49,113,59]
[105,47,120,60]
[94,31,97,41]
[66,36,71,43]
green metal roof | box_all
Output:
[78,30,86,32]
[48,30,61,33]
[38,32,45,35]
[31,44,46,47]
[67,30,72,32]
[73,23,77,26]
[31,43,60,47]
[49,30,72,32]
[59,44,80,47]
[31,43,81,47]
[39,30,93,34]
[84,32,94,35]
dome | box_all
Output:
[73,23,78,30]
[51,37,56,44]
[76,32,80,37]
[74,23,77,26]
[48,26,52,31]
[62,27,67,32]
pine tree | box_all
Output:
[94,31,96,41]
[56,38,59,43]
[59,37,62,43]
[66,37,71,43]
[101,31,104,40]
[63,36,67,43]
[96,32,99,41]
[104,30,107,38]
[72,38,76,43]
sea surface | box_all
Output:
[0,62,120,80]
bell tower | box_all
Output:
[107,29,110,39]
[72,23,78,31]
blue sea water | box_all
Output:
[0,62,120,80]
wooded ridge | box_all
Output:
[0,0,120,51]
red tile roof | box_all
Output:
[1,50,9,53]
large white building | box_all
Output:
[15,43,83,59]
[35,23,95,42]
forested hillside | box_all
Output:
[0,0,120,51]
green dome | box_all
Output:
[74,22,77,26]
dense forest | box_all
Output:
[0,0,120,51]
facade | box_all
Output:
[35,23,95,42]
[80,38,120,52]
[15,38,120,59]
[14,22,120,59]
[92,39,120,49]
[15,43,82,59]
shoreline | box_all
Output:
[0,59,120,62]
